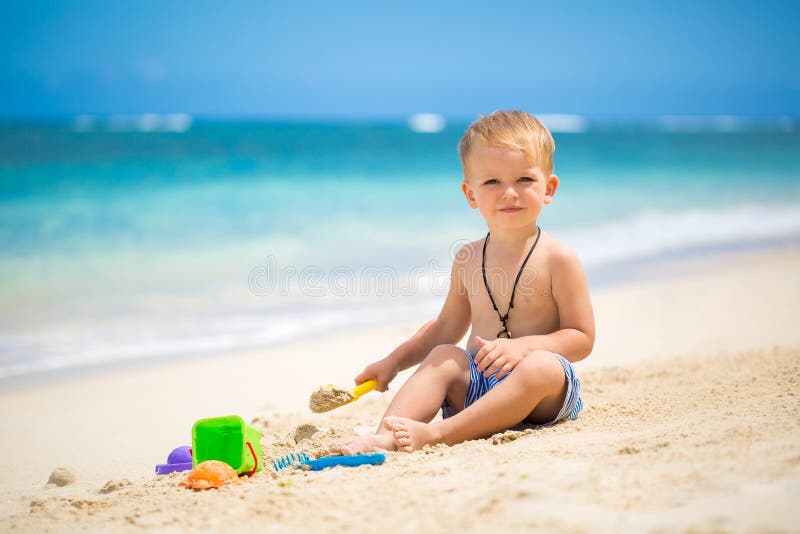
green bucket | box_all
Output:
[191,415,263,475]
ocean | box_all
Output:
[1,118,799,380]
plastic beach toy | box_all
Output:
[348,379,378,403]
[155,445,193,475]
[179,460,239,490]
[192,415,263,476]
[273,452,385,472]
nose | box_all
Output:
[501,184,519,199]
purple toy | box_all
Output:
[155,445,193,475]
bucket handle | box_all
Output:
[244,441,258,476]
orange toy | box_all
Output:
[179,460,240,490]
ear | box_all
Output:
[544,174,559,204]
[462,180,478,209]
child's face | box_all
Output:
[461,144,558,232]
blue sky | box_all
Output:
[2,0,798,118]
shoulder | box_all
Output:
[449,238,484,292]
[452,237,486,268]
[541,233,583,273]
[541,234,589,300]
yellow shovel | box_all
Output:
[348,379,378,403]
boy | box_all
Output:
[334,110,595,454]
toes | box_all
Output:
[330,438,352,454]
[385,417,410,433]
[383,417,398,431]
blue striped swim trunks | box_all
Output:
[441,347,583,425]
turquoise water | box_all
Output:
[1,121,799,379]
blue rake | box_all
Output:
[273,452,386,472]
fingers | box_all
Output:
[354,369,370,385]
[362,377,388,392]
[355,369,392,392]
[473,349,491,370]
[475,346,501,373]
[376,372,392,392]
[473,340,494,366]
[493,363,514,380]
[481,354,507,377]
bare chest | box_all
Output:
[463,256,560,340]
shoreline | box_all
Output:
[2,234,799,390]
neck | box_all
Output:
[487,224,540,246]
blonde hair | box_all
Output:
[458,110,555,176]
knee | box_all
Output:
[422,344,469,370]
[514,350,564,390]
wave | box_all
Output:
[0,300,438,381]
[407,113,446,133]
[563,203,800,268]
[73,113,193,132]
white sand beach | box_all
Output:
[0,246,798,532]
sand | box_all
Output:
[308,385,354,413]
[1,246,799,532]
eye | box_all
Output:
[518,176,535,182]
[482,178,500,185]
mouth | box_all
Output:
[499,207,523,213]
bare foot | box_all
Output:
[383,417,441,453]
[331,431,396,455]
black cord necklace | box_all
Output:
[481,226,541,339]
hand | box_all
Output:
[473,336,526,380]
[354,357,399,392]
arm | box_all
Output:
[355,251,472,390]
[518,244,595,362]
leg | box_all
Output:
[385,350,567,452]
[332,345,471,454]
